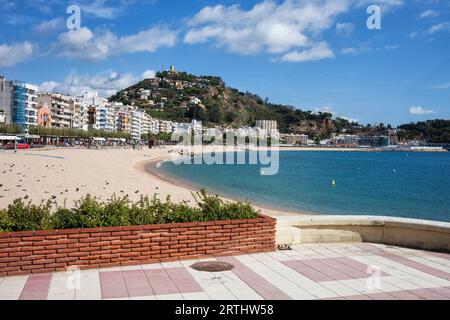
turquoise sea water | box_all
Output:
[157,151,450,222]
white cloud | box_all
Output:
[356,0,404,11]
[0,42,34,67]
[38,69,156,98]
[432,82,450,89]
[419,9,439,19]
[39,81,60,93]
[336,22,354,37]
[54,25,177,62]
[142,70,156,79]
[33,18,64,36]
[80,0,122,19]
[409,106,435,115]
[314,106,334,114]
[409,31,418,38]
[184,0,350,61]
[281,42,334,62]
[428,22,450,34]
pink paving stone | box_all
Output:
[99,271,128,299]
[367,292,398,300]
[221,256,292,300]
[283,260,334,282]
[387,290,422,300]
[426,251,450,261]
[334,257,390,277]
[300,259,351,281]
[379,253,450,281]
[428,287,450,298]
[122,270,154,298]
[19,274,52,300]
[165,267,203,294]
[144,268,180,295]
[318,257,370,279]
[344,294,373,300]
[409,288,447,300]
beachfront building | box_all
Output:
[37,93,74,128]
[71,99,89,131]
[0,76,13,124]
[256,120,277,132]
[114,103,132,134]
[131,109,147,140]
[0,76,38,128]
[159,120,173,134]
[283,134,309,145]
[335,135,391,147]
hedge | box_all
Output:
[0,190,259,232]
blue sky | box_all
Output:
[1,0,449,126]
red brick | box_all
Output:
[111,231,131,236]
[68,233,90,239]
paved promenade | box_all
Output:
[1,243,449,300]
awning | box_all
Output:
[93,137,106,141]
[0,135,19,141]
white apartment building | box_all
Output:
[37,93,74,128]
[159,120,173,134]
[0,76,39,128]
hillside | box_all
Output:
[397,120,450,143]
[109,70,355,136]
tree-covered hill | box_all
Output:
[109,70,354,136]
[398,120,450,143]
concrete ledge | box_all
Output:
[276,215,450,252]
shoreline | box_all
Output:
[139,147,450,222]
[139,153,316,218]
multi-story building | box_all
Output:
[72,99,88,131]
[159,120,173,134]
[283,134,308,145]
[131,110,146,140]
[256,120,278,132]
[113,103,132,134]
[0,76,13,124]
[38,93,74,128]
[0,76,38,128]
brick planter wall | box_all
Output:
[0,215,276,277]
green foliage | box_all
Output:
[398,120,450,143]
[5,199,53,232]
[0,191,259,232]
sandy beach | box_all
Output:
[0,147,304,217]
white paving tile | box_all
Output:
[407,256,450,273]
[156,293,184,300]
[0,275,28,300]
[251,253,336,299]
[182,292,211,300]
[47,272,76,300]
[181,263,237,300]
[320,280,361,297]
[236,255,315,300]
[141,262,163,270]
[161,261,184,268]
[350,254,444,289]
[121,265,142,271]
[218,271,263,300]
[75,270,102,300]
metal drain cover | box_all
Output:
[190,261,234,272]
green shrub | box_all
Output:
[0,190,260,232]
[6,199,53,231]
[0,209,13,232]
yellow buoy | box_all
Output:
[332,180,336,187]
